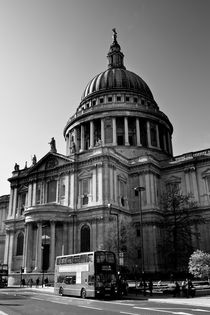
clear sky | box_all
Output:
[0,0,209,195]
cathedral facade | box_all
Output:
[3,31,210,284]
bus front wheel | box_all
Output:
[59,287,64,296]
[81,288,86,299]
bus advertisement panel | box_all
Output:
[54,250,117,298]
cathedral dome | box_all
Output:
[81,29,153,103]
[81,68,154,101]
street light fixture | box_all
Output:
[134,186,145,277]
[108,204,119,264]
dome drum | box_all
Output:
[65,113,173,157]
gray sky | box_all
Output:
[0,0,209,195]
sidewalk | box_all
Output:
[127,292,210,307]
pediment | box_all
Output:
[18,185,28,192]
[78,169,92,179]
[165,175,181,183]
[202,168,210,177]
[28,152,72,173]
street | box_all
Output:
[0,289,210,315]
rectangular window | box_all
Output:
[100,98,104,103]
[166,182,180,193]
[119,180,126,207]
[36,183,41,204]
[60,177,66,199]
[47,180,57,203]
[206,177,210,193]
[82,179,90,205]
[134,97,138,103]
[126,96,130,102]
[117,96,121,102]
[108,96,112,102]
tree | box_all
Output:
[189,250,210,279]
[160,186,204,274]
[103,215,140,274]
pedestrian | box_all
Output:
[187,279,193,298]
[181,279,187,297]
[29,278,33,288]
[143,280,147,296]
[173,281,180,297]
[36,277,39,287]
[148,280,153,296]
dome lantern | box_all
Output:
[107,28,126,70]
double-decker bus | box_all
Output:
[54,250,118,298]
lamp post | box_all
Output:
[134,186,145,277]
[108,204,119,264]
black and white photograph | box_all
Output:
[0,1,210,314]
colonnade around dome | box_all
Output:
[65,114,173,157]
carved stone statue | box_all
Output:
[49,137,57,153]
[14,163,19,171]
[71,142,76,153]
[32,154,37,165]
[112,28,117,41]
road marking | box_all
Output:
[134,307,194,315]
[194,310,210,313]
[78,305,103,310]
[134,306,172,313]
[120,312,140,315]
[0,311,9,315]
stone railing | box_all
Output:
[173,149,210,162]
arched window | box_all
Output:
[16,232,24,256]
[80,225,90,252]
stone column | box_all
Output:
[27,183,33,207]
[136,118,141,146]
[32,182,36,206]
[168,132,173,155]
[184,171,191,194]
[33,222,42,272]
[156,124,160,148]
[7,232,14,273]
[101,118,105,145]
[90,121,94,148]
[65,133,69,155]
[24,223,33,272]
[145,172,151,206]
[163,134,167,151]
[74,128,78,152]
[8,188,14,217]
[113,117,117,145]
[80,124,85,151]
[49,221,55,271]
[63,222,68,255]
[3,232,10,265]
[146,121,151,148]
[191,169,199,202]
[124,117,129,146]
[12,188,17,217]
